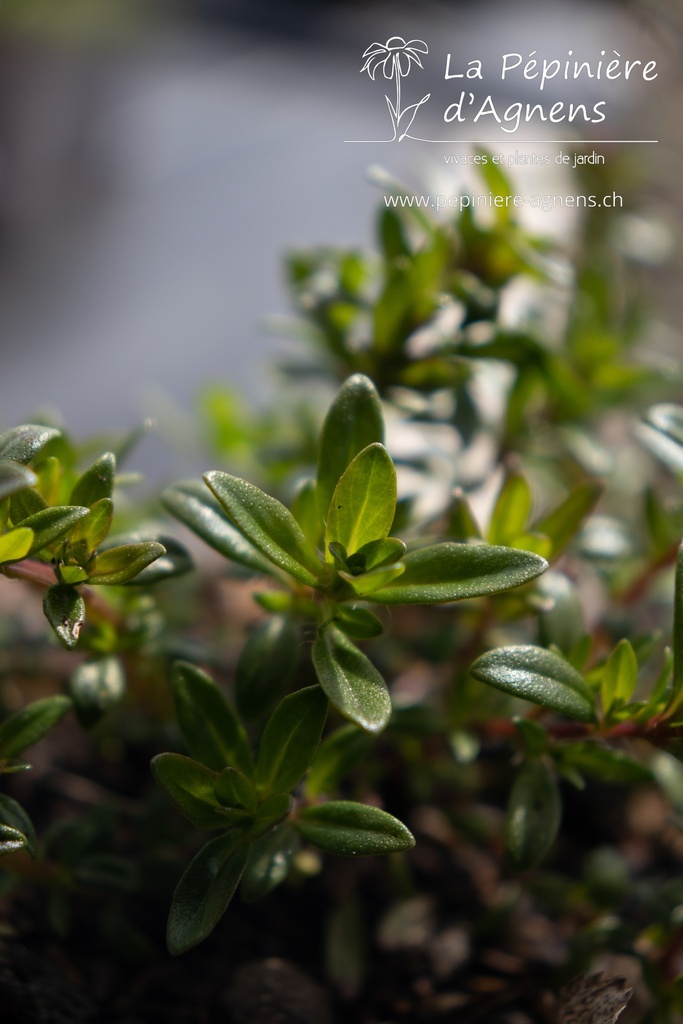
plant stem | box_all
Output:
[1,559,122,628]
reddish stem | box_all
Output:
[1,558,122,627]
[477,714,683,745]
[619,542,680,606]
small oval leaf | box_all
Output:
[0,794,37,858]
[205,471,322,586]
[370,543,547,604]
[124,536,193,585]
[297,801,415,856]
[317,375,384,523]
[172,662,253,777]
[0,461,37,501]
[0,425,60,465]
[151,753,234,830]
[87,541,165,585]
[601,639,638,714]
[312,625,391,734]
[0,527,34,564]
[255,686,328,797]
[241,823,300,902]
[506,759,561,872]
[68,498,114,555]
[43,585,85,650]
[470,645,596,722]
[0,695,72,759]
[161,480,275,576]
[70,452,116,507]
[325,444,397,556]
[167,834,249,955]
[20,506,90,553]
[306,724,375,798]
[214,767,257,812]
[235,616,299,720]
[333,605,384,640]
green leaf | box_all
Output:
[68,656,125,726]
[644,487,677,557]
[333,605,384,640]
[291,477,322,549]
[151,753,235,830]
[506,760,561,872]
[0,527,34,564]
[325,444,396,557]
[317,375,384,523]
[241,823,300,902]
[488,473,532,546]
[34,456,61,506]
[0,823,28,855]
[214,768,257,812]
[204,471,322,586]
[447,487,482,542]
[167,833,249,955]
[306,724,375,798]
[601,639,638,714]
[253,792,293,831]
[235,616,299,720]
[554,743,652,785]
[20,505,90,553]
[124,536,193,585]
[312,625,391,734]
[87,542,165,585]
[297,801,415,856]
[171,662,253,776]
[370,542,547,604]
[338,562,406,597]
[161,480,274,576]
[68,498,113,554]
[43,585,85,650]
[255,685,328,796]
[70,452,116,506]
[0,425,60,464]
[532,482,602,559]
[0,695,72,759]
[10,486,46,522]
[59,565,89,584]
[470,645,596,722]
[0,794,37,858]
[0,461,37,501]
[347,537,406,573]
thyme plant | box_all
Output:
[1,159,683,1017]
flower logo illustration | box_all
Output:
[361,37,430,141]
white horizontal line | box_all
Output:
[344,139,659,144]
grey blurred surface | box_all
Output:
[0,0,676,477]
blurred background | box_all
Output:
[0,0,680,478]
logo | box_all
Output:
[360,37,430,142]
